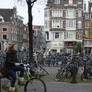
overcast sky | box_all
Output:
[0,0,89,25]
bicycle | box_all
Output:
[0,62,47,92]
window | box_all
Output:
[46,32,49,40]
[66,9,76,18]
[66,19,76,29]
[85,14,89,19]
[0,15,4,22]
[2,34,7,40]
[54,0,60,4]
[60,0,64,4]
[2,27,7,32]
[90,14,92,19]
[69,0,73,5]
[52,9,63,17]
[76,32,82,39]
[66,32,75,39]
[84,40,91,46]
[78,9,82,17]
[0,18,2,22]
[85,22,89,28]
[45,20,49,28]
[78,21,82,29]
[45,9,49,17]
[77,0,82,4]
[55,32,59,39]
[52,20,62,28]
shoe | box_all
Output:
[9,87,15,92]
[18,77,25,86]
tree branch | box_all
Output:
[26,0,29,4]
[31,0,37,4]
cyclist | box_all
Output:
[5,44,24,92]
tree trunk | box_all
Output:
[28,1,33,63]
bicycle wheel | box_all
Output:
[24,78,46,92]
[56,71,64,80]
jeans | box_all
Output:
[8,65,24,87]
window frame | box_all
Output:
[2,34,8,40]
[2,26,8,32]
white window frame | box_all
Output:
[44,20,49,28]
[55,32,59,39]
[66,9,76,18]
[85,14,89,19]
[52,9,63,17]
[44,9,49,17]
[77,0,82,4]
[78,21,82,29]
[66,19,76,30]
[54,0,60,4]
[2,26,8,32]
[78,9,82,17]
[66,32,75,39]
[52,20,62,29]
[85,22,89,28]
[69,0,73,5]
[2,34,8,40]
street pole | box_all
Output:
[82,13,85,57]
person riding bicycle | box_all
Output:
[5,44,24,92]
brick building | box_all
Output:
[0,7,24,50]
[44,0,83,54]
[22,24,29,50]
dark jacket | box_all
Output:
[5,50,19,69]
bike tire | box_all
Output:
[24,78,46,92]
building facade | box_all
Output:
[22,24,29,50]
[44,0,83,54]
[84,1,92,55]
[33,25,46,52]
[0,7,24,50]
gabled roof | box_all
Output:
[0,9,13,22]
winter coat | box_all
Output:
[5,50,19,69]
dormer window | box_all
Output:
[0,18,2,22]
[0,15,4,22]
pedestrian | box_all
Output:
[5,44,24,92]
[78,64,84,81]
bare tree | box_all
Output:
[17,0,37,63]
